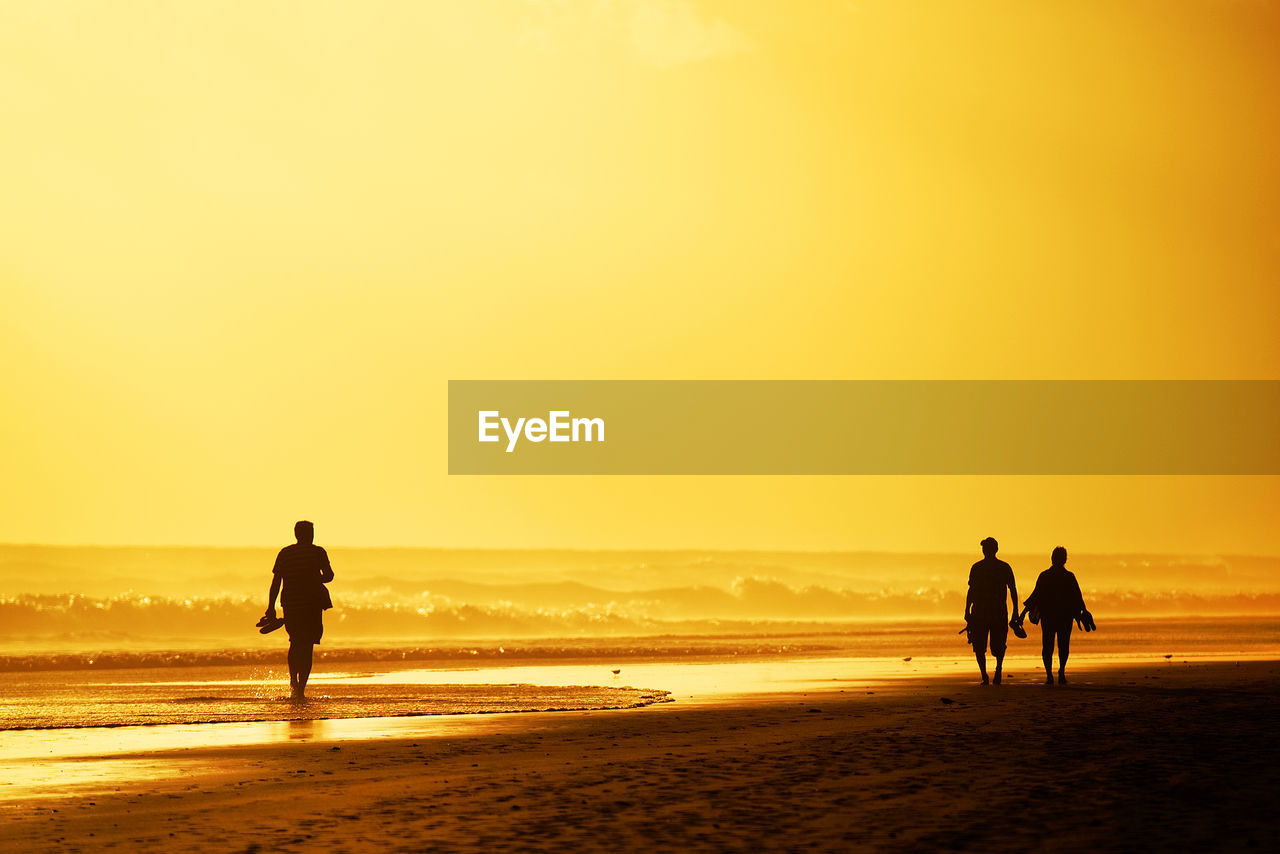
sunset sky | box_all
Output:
[2,1,1277,553]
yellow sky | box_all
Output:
[1,1,1277,553]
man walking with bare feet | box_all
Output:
[964,537,1019,686]
[263,520,334,701]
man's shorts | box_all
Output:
[970,613,1008,655]
[284,607,324,645]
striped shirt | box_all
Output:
[968,557,1015,619]
[273,543,334,612]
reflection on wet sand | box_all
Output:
[286,717,328,741]
[4,649,1271,804]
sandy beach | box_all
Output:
[5,659,1278,852]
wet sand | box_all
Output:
[5,660,1279,852]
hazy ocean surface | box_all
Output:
[4,546,1279,650]
[1,618,1275,731]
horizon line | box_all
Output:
[0,541,1277,560]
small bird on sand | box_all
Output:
[902,657,912,662]
[611,669,621,675]
[1164,654,1173,660]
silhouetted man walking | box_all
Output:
[964,537,1018,685]
[264,520,334,701]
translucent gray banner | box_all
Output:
[448,381,1280,474]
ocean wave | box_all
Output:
[2,583,1278,655]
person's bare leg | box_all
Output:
[288,643,313,700]
[287,644,302,699]
[993,651,1004,685]
[1058,627,1070,684]
[1042,628,1055,684]
[296,644,314,697]
[975,650,989,685]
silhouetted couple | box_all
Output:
[964,537,1088,686]
[263,520,334,701]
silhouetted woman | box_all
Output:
[1021,546,1086,685]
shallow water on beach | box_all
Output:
[0,615,1276,804]
[0,643,1272,734]
[0,617,1274,733]
[0,668,669,731]
[1,649,1275,805]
